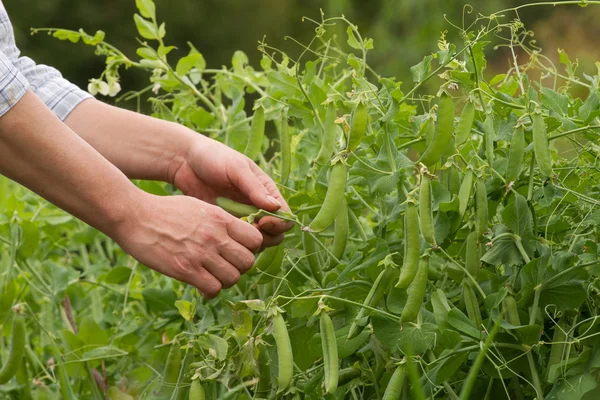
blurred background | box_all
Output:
[5,0,600,109]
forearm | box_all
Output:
[0,91,139,237]
[65,98,197,183]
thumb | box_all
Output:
[233,167,282,212]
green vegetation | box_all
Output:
[2,1,600,399]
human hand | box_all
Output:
[172,135,293,247]
[113,192,263,298]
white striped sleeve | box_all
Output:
[0,48,28,117]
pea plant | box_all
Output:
[2,0,600,399]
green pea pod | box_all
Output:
[244,106,266,161]
[272,313,293,393]
[419,94,455,167]
[546,320,567,383]
[457,170,474,219]
[308,162,348,232]
[465,231,479,280]
[400,257,429,323]
[446,166,461,195]
[302,215,324,284]
[484,112,495,165]
[505,127,525,183]
[462,282,482,330]
[396,200,420,288]
[280,113,291,185]
[257,245,285,284]
[382,364,405,400]
[337,367,360,386]
[189,380,205,400]
[532,110,553,177]
[161,340,183,397]
[0,313,26,384]
[331,198,349,261]
[455,101,475,145]
[315,105,338,165]
[418,175,436,247]
[347,266,394,340]
[503,295,521,326]
[431,289,451,331]
[52,344,75,400]
[216,197,288,220]
[346,101,368,153]
[256,344,272,396]
[320,312,339,394]
[475,179,488,240]
[248,245,279,276]
[176,347,194,400]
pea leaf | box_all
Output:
[410,55,433,83]
[447,308,480,338]
[175,300,194,321]
[133,14,158,40]
[347,26,361,49]
[135,0,156,19]
[546,372,597,400]
[541,87,570,117]
[142,288,177,314]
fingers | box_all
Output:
[257,215,294,236]
[203,255,242,289]
[226,217,263,253]
[230,162,282,212]
[219,241,256,274]
[183,266,223,299]
[260,231,285,249]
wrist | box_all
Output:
[165,124,202,185]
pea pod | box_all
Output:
[216,197,288,220]
[347,266,394,340]
[419,94,455,167]
[0,313,26,384]
[346,101,368,153]
[243,106,266,161]
[189,380,205,400]
[331,198,349,262]
[52,344,75,400]
[315,105,338,165]
[455,101,475,145]
[431,289,451,331]
[257,244,285,284]
[457,170,474,219]
[464,231,479,280]
[337,367,360,386]
[302,215,324,284]
[308,162,348,232]
[547,320,567,383]
[248,245,279,276]
[280,113,291,185]
[272,313,293,392]
[400,257,429,323]
[484,113,495,165]
[320,312,339,394]
[419,175,436,247]
[475,179,488,239]
[256,344,272,396]
[462,282,482,330]
[531,110,553,177]
[161,340,183,397]
[382,364,405,400]
[505,127,525,183]
[446,166,460,195]
[503,295,521,326]
[396,200,420,288]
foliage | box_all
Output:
[3,1,600,399]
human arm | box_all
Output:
[64,98,293,245]
[0,90,263,298]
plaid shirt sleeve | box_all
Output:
[0,1,92,121]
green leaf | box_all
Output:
[541,87,570,117]
[142,288,177,314]
[176,53,206,76]
[447,308,480,338]
[17,220,40,259]
[347,26,361,49]
[175,300,194,321]
[431,352,469,384]
[101,266,133,285]
[79,317,109,346]
[231,308,252,337]
[481,225,523,266]
[136,47,158,60]
[372,314,436,355]
[133,14,158,40]
[232,50,249,73]
[410,55,433,83]
[546,373,597,400]
[135,0,156,19]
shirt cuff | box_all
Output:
[0,50,29,118]
[33,77,93,121]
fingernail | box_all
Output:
[262,222,274,231]
[266,195,281,208]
